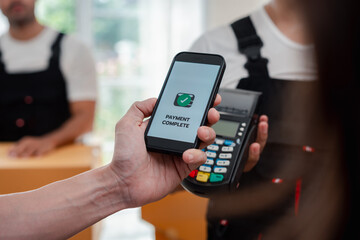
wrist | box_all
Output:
[40,134,60,147]
[98,165,131,211]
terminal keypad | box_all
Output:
[190,138,237,183]
[188,118,248,184]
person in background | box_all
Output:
[0,97,221,239]
[0,0,96,157]
[233,0,360,238]
[190,0,321,239]
[296,0,360,238]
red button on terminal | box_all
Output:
[189,170,198,178]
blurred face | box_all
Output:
[0,0,36,26]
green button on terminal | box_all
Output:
[210,173,224,182]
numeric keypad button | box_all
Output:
[216,160,230,166]
[215,138,225,145]
[214,167,227,173]
[199,165,212,173]
[207,144,219,151]
[205,158,214,165]
[221,146,234,152]
[206,151,217,158]
[219,153,232,159]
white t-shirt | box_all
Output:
[190,7,317,88]
[0,27,97,102]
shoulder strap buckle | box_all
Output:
[238,35,263,61]
[231,17,264,61]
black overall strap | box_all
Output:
[49,32,65,68]
[231,16,270,79]
[0,49,5,73]
[0,33,65,74]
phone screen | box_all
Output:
[147,61,221,143]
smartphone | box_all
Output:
[145,52,226,155]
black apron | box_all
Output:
[207,17,326,240]
[0,33,71,141]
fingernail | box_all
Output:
[262,125,268,134]
[187,153,194,163]
[202,153,207,163]
[207,128,212,140]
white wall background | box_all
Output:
[205,0,269,30]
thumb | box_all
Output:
[183,149,207,171]
[124,98,157,123]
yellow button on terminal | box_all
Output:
[196,171,210,182]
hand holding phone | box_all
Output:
[145,52,226,155]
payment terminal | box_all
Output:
[182,88,262,197]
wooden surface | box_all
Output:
[142,190,209,240]
[0,143,101,169]
[0,143,102,240]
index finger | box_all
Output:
[213,94,221,107]
[257,115,268,152]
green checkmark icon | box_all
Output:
[177,94,192,107]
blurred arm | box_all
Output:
[45,100,96,146]
[9,101,96,157]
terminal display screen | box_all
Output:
[211,119,240,138]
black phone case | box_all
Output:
[144,52,226,155]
